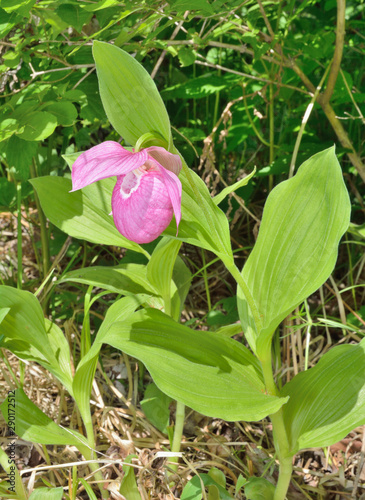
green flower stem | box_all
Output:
[30,160,50,280]
[169,400,185,474]
[0,446,28,499]
[261,353,293,500]
[16,183,22,290]
[82,419,109,499]
[163,288,185,476]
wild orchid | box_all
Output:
[71,141,182,244]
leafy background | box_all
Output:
[0,0,364,498]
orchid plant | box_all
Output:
[0,40,363,500]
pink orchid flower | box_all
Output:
[71,141,182,244]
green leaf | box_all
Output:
[281,338,365,454]
[215,323,242,337]
[6,135,38,181]
[213,167,256,205]
[0,178,16,209]
[17,111,57,141]
[120,455,142,500]
[1,0,35,16]
[140,383,172,434]
[147,237,181,302]
[172,255,192,312]
[29,487,64,500]
[0,287,73,393]
[244,477,275,500]
[44,319,73,393]
[55,3,92,32]
[73,296,145,424]
[93,41,171,147]
[30,176,146,253]
[0,389,87,447]
[237,147,351,356]
[60,263,158,296]
[178,47,196,67]
[45,102,78,126]
[181,473,233,500]
[0,117,19,141]
[99,308,287,421]
[164,162,234,263]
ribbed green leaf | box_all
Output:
[172,255,192,313]
[237,147,351,356]
[147,237,181,301]
[93,41,171,147]
[30,176,145,253]
[60,263,158,296]
[100,308,287,421]
[0,389,87,447]
[281,338,365,454]
[0,287,72,393]
[164,163,234,263]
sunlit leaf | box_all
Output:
[99,308,287,421]
[281,338,365,453]
[237,147,351,357]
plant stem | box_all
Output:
[30,159,50,280]
[273,457,293,500]
[169,400,185,473]
[261,353,293,500]
[82,419,109,499]
[16,183,22,290]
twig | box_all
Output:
[194,59,311,94]
[289,63,331,177]
[323,0,346,103]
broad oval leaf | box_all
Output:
[30,176,146,254]
[93,41,171,147]
[237,147,351,356]
[281,338,365,454]
[99,308,287,421]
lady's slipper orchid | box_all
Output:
[71,141,182,244]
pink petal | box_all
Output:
[146,146,182,176]
[111,170,174,244]
[71,141,148,191]
[158,166,182,232]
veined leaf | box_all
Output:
[147,237,181,303]
[281,338,365,453]
[237,147,351,357]
[0,389,88,447]
[0,287,72,393]
[60,263,158,296]
[93,41,171,147]
[164,161,234,263]
[99,308,287,421]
